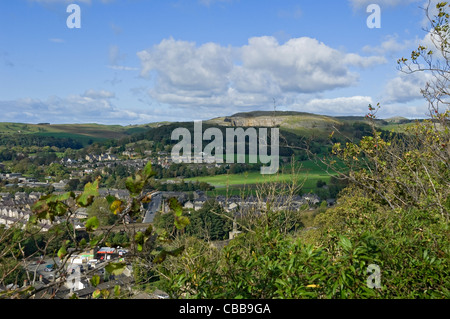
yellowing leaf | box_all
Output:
[92,289,101,299]
[110,200,124,215]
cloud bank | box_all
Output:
[137,36,386,113]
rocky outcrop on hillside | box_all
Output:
[207,111,341,129]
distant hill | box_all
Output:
[0,111,413,147]
[384,116,411,124]
[207,111,340,134]
[0,122,169,146]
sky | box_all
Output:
[0,0,442,125]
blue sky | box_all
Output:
[0,0,440,124]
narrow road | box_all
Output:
[143,192,162,224]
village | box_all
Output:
[0,185,325,299]
[0,146,332,298]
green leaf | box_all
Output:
[28,215,38,225]
[126,175,145,196]
[56,191,75,202]
[144,225,153,237]
[90,275,100,287]
[101,289,110,299]
[153,246,185,264]
[85,216,100,232]
[31,199,48,215]
[77,179,100,207]
[114,285,121,297]
[57,246,67,260]
[105,262,126,276]
[53,201,68,216]
[79,238,87,247]
[153,250,167,264]
[174,215,190,230]
[134,232,145,251]
[105,195,117,205]
[130,198,141,215]
[32,194,70,222]
[143,161,155,180]
[338,235,352,252]
[92,289,101,299]
[167,245,185,257]
[168,197,183,217]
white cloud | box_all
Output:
[383,72,432,103]
[302,96,374,115]
[239,36,363,93]
[138,38,234,94]
[137,36,385,111]
[108,45,138,72]
[109,45,124,66]
[83,89,115,99]
[363,34,415,56]
[379,102,430,118]
[107,65,139,71]
[0,94,153,125]
[342,53,387,68]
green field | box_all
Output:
[0,122,151,139]
[185,160,337,196]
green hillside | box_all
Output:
[0,122,169,146]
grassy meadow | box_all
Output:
[185,159,337,196]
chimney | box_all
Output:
[39,275,43,282]
[23,279,28,287]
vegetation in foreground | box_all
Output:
[0,1,449,300]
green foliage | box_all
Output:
[90,275,100,287]
[312,192,450,298]
[161,226,385,299]
[31,191,75,222]
[3,4,450,297]
[168,197,190,230]
[185,201,232,241]
[153,245,185,264]
[105,262,126,276]
[85,216,99,232]
[57,245,68,260]
[87,197,118,227]
[77,179,100,207]
[134,225,154,252]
